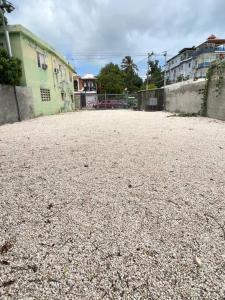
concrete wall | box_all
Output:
[207,72,225,121]
[0,84,34,125]
[165,79,205,114]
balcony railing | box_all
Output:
[194,48,215,56]
[197,62,210,69]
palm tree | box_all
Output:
[121,56,138,74]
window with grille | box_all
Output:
[40,88,51,101]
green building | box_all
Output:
[0,25,75,116]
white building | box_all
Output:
[73,73,98,108]
[166,47,195,83]
[166,35,225,84]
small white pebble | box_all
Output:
[194,256,203,268]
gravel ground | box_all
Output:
[0,110,225,300]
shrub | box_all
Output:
[0,49,22,85]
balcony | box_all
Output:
[197,62,210,69]
[215,45,225,52]
[194,48,215,57]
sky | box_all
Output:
[7,0,225,78]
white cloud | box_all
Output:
[7,0,225,75]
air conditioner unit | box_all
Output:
[42,64,48,70]
[54,68,59,74]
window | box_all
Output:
[40,88,51,101]
[61,92,66,101]
[37,52,45,68]
[69,72,73,82]
[59,65,65,78]
[74,80,78,91]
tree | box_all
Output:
[97,63,125,94]
[147,60,164,88]
[121,56,138,74]
[124,71,143,92]
[0,49,22,85]
[121,56,142,92]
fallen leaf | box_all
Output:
[1,242,13,254]
[0,260,10,265]
[2,280,15,287]
[47,203,53,210]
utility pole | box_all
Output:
[0,1,20,122]
[146,52,153,90]
[163,51,168,110]
[0,0,15,57]
[163,51,168,89]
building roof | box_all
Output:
[82,74,96,80]
[167,53,180,63]
[208,34,216,40]
[0,24,75,72]
[167,47,195,63]
[178,47,196,54]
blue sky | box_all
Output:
[7,0,225,77]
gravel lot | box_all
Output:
[0,110,225,299]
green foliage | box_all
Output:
[121,56,142,92]
[97,63,125,94]
[123,70,143,92]
[201,61,225,116]
[0,49,22,85]
[121,56,138,74]
[97,58,143,94]
[146,60,164,88]
[177,112,199,117]
[177,75,184,82]
[148,83,157,90]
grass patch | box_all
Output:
[177,112,199,117]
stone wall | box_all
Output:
[165,80,205,114]
[0,84,34,125]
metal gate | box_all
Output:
[90,94,138,109]
[81,93,86,108]
[137,88,164,111]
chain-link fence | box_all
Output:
[85,93,138,109]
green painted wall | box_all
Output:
[0,25,75,117]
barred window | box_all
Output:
[40,88,51,101]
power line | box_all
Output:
[66,51,173,60]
